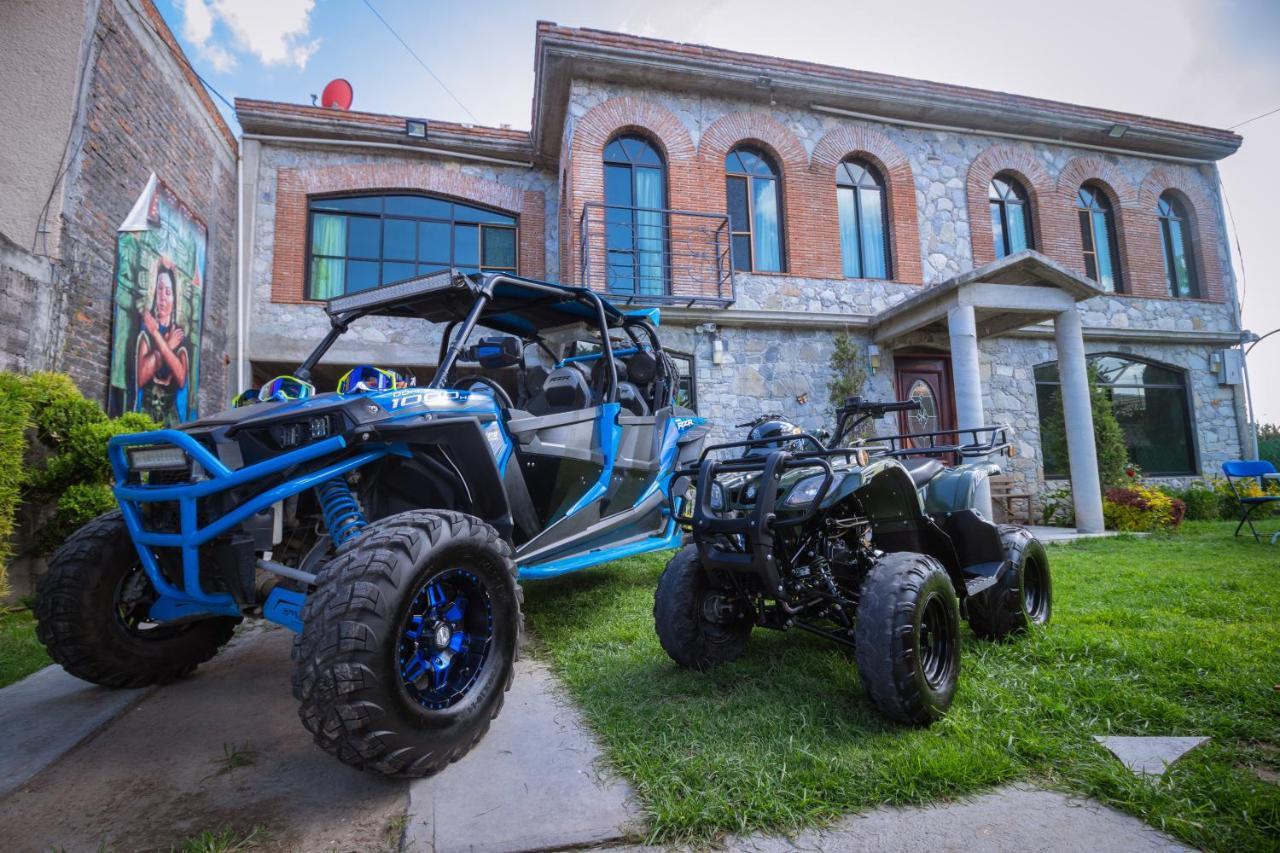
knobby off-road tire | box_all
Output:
[34,511,240,688]
[967,525,1052,641]
[654,545,751,670]
[854,552,960,725]
[292,509,521,778]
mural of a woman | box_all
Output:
[135,260,190,422]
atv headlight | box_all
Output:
[708,481,726,511]
[783,472,843,508]
[127,445,189,472]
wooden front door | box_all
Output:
[893,354,956,444]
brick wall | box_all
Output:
[54,0,237,415]
[270,161,546,304]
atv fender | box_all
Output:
[923,462,1002,515]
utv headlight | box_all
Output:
[127,445,189,472]
[783,472,843,508]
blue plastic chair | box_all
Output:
[1221,460,1280,543]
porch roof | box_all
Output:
[871,251,1103,344]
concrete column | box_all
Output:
[1053,307,1105,533]
[948,305,993,519]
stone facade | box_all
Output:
[239,24,1247,516]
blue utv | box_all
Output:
[35,270,708,777]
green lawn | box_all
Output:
[523,522,1280,850]
[0,606,50,688]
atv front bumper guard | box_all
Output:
[108,429,395,626]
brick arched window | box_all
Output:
[603,133,668,296]
[726,146,785,272]
[306,193,517,299]
[1075,183,1123,293]
[836,158,890,279]
[1157,191,1199,298]
[989,173,1033,259]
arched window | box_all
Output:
[306,194,516,299]
[725,147,784,273]
[836,159,889,279]
[603,134,667,296]
[1157,192,1199,298]
[1035,354,1195,476]
[989,174,1032,259]
[1075,185,1122,292]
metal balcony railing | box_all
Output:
[578,203,735,306]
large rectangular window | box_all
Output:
[1035,355,1196,477]
[306,194,517,299]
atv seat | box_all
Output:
[901,457,945,488]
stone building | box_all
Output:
[0,0,238,418]
[235,23,1249,530]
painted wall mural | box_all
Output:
[107,174,208,425]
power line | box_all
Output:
[359,0,481,124]
[1229,104,1280,130]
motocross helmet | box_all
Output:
[743,418,805,457]
[336,365,415,395]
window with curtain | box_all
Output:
[1075,185,1122,293]
[1034,354,1196,477]
[306,194,517,299]
[1157,192,1199,298]
[989,174,1032,259]
[836,158,889,279]
[603,134,668,296]
[725,147,784,273]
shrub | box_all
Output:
[1038,485,1076,527]
[1211,474,1279,522]
[1176,484,1221,521]
[0,374,34,596]
[1103,485,1187,532]
[0,372,160,589]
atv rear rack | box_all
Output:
[865,424,1013,460]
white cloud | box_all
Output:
[175,0,320,72]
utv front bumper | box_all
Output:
[108,429,389,625]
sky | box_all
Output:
[158,0,1280,423]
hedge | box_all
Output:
[0,371,158,594]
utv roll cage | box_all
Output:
[292,269,661,403]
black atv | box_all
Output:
[655,397,1051,724]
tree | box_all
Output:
[1038,364,1129,490]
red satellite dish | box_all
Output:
[320,78,353,110]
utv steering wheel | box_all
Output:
[453,375,514,410]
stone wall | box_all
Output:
[561,79,1238,311]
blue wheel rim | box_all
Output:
[398,568,494,710]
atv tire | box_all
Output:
[654,545,751,670]
[292,509,521,778]
[854,552,960,725]
[967,525,1052,641]
[34,511,240,688]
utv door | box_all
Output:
[508,402,668,563]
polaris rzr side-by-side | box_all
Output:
[656,397,1051,724]
[35,270,707,777]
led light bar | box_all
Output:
[127,445,190,472]
[326,269,461,316]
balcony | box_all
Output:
[578,203,735,306]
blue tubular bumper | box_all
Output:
[108,429,390,622]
